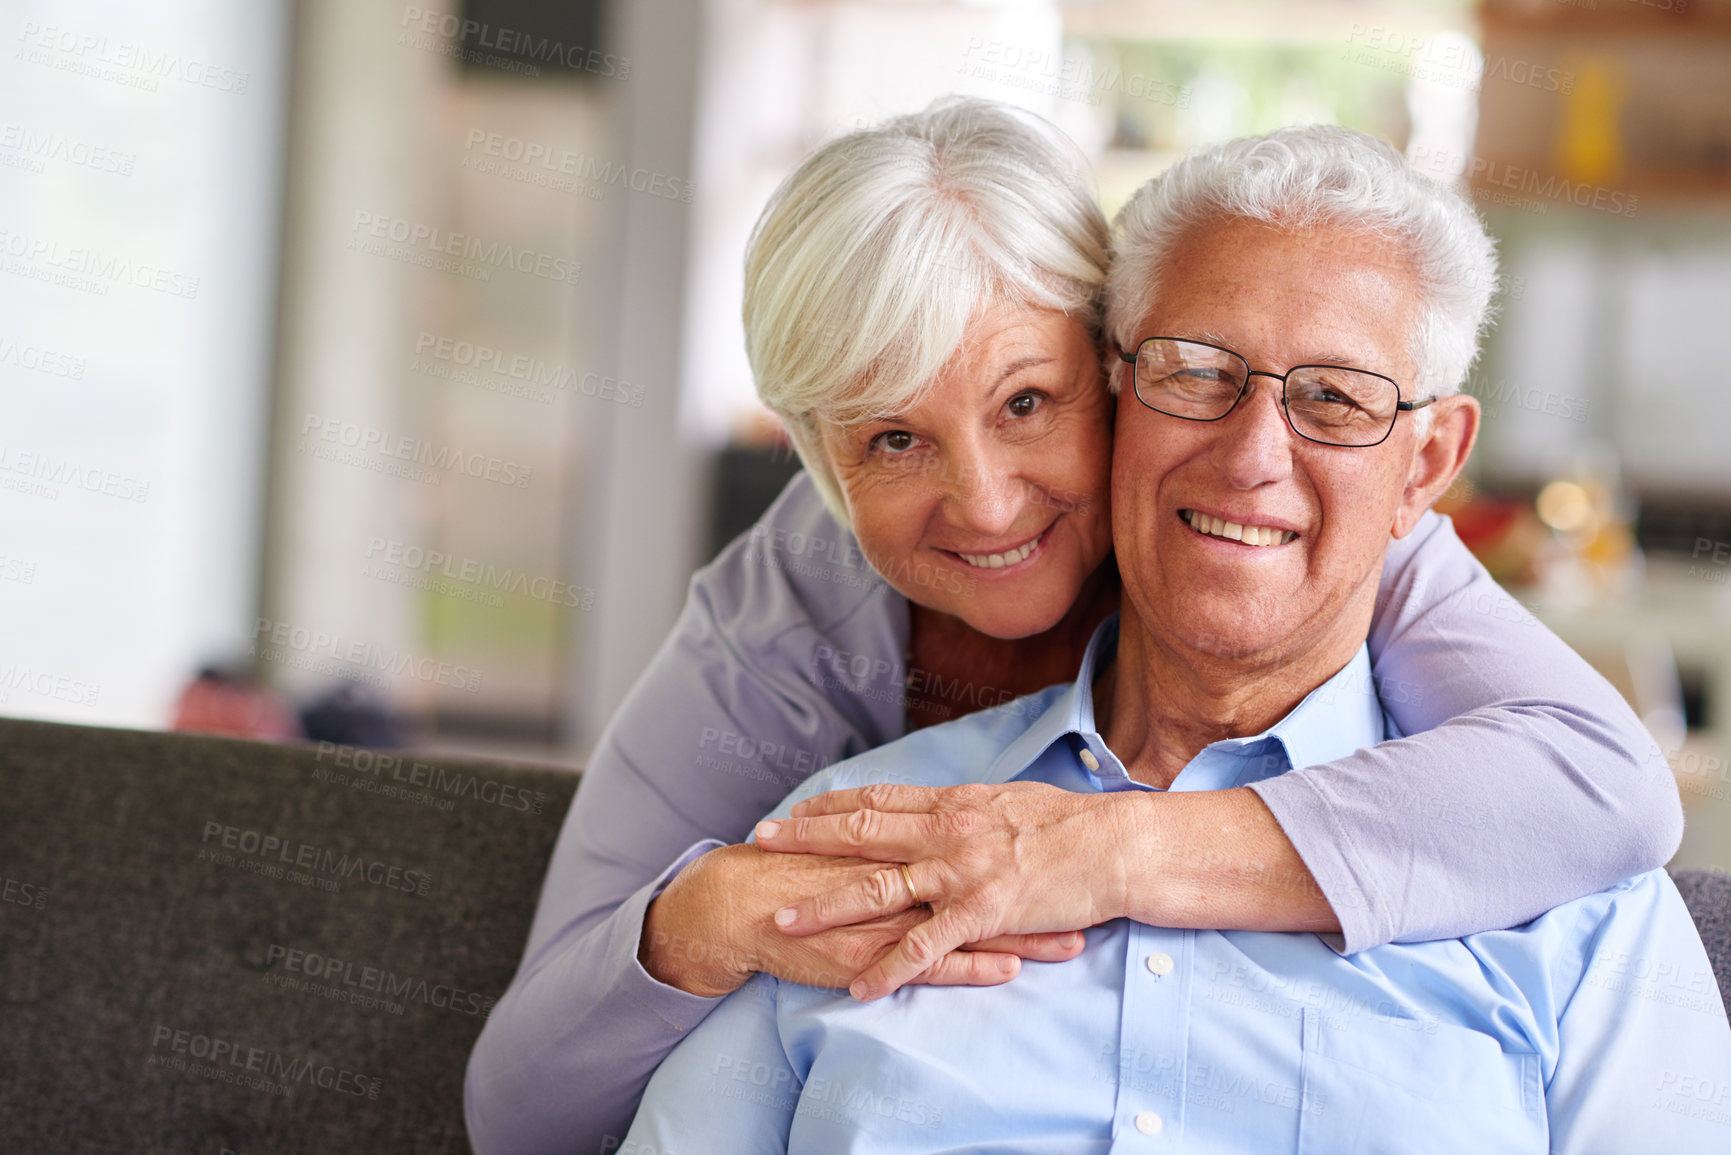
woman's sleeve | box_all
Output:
[464,475,904,1155]
[1249,510,1683,952]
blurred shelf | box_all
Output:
[1482,0,1731,39]
[1063,0,1473,45]
[1469,167,1731,207]
[1475,3,1731,207]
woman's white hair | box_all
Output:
[1105,125,1499,405]
[744,96,1109,525]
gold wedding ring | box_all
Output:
[899,862,924,906]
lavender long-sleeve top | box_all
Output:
[464,471,1683,1155]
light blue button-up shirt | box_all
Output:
[624,619,1730,1154]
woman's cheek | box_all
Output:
[850,502,922,581]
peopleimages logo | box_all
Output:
[412,331,643,406]
[363,536,594,609]
[958,37,1190,109]
[1464,375,1591,423]
[1343,25,1575,94]
[251,615,484,694]
[0,123,135,175]
[264,943,498,1017]
[17,21,251,94]
[350,211,580,284]
[147,1025,382,1099]
[2,874,47,911]
[0,554,37,585]
[0,227,199,298]
[462,130,694,203]
[0,664,100,708]
[299,414,533,489]
[200,819,435,896]
[399,7,629,80]
[0,334,86,379]
[0,445,148,503]
[1410,146,1639,218]
[314,740,552,815]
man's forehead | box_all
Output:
[1184,329,1363,368]
[1170,217,1415,275]
[1135,226,1420,375]
[1150,222,1419,317]
[1133,320,1407,380]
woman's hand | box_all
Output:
[754,781,1342,1001]
[752,781,1134,1001]
[638,841,1085,998]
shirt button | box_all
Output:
[1079,748,1100,772]
[1135,1110,1163,1135]
[1144,952,1174,977]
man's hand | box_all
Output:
[638,841,1084,998]
[752,782,1131,1001]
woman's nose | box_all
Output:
[943,447,1022,536]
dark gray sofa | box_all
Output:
[0,715,576,1155]
[1,713,1728,1154]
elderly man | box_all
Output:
[621,126,1731,1153]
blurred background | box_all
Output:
[5,0,1731,867]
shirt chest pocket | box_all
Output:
[1297,1007,1547,1155]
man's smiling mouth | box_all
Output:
[1180,509,1297,547]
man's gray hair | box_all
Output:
[744,96,1109,526]
[1106,125,1499,401]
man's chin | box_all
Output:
[1161,596,1293,663]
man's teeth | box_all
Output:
[1181,509,1297,547]
[957,536,1039,569]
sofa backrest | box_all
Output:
[0,715,577,1155]
[1674,868,1731,1013]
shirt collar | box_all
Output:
[1260,643,1384,772]
[981,614,1383,786]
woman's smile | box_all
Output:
[944,525,1048,571]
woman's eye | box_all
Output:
[873,430,917,454]
[1006,391,1043,418]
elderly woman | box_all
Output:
[466,98,1679,1155]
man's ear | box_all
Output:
[1391,393,1479,540]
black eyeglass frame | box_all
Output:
[1116,336,1436,449]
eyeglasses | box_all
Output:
[1117,337,1435,448]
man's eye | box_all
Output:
[873,430,917,454]
[1006,391,1042,418]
